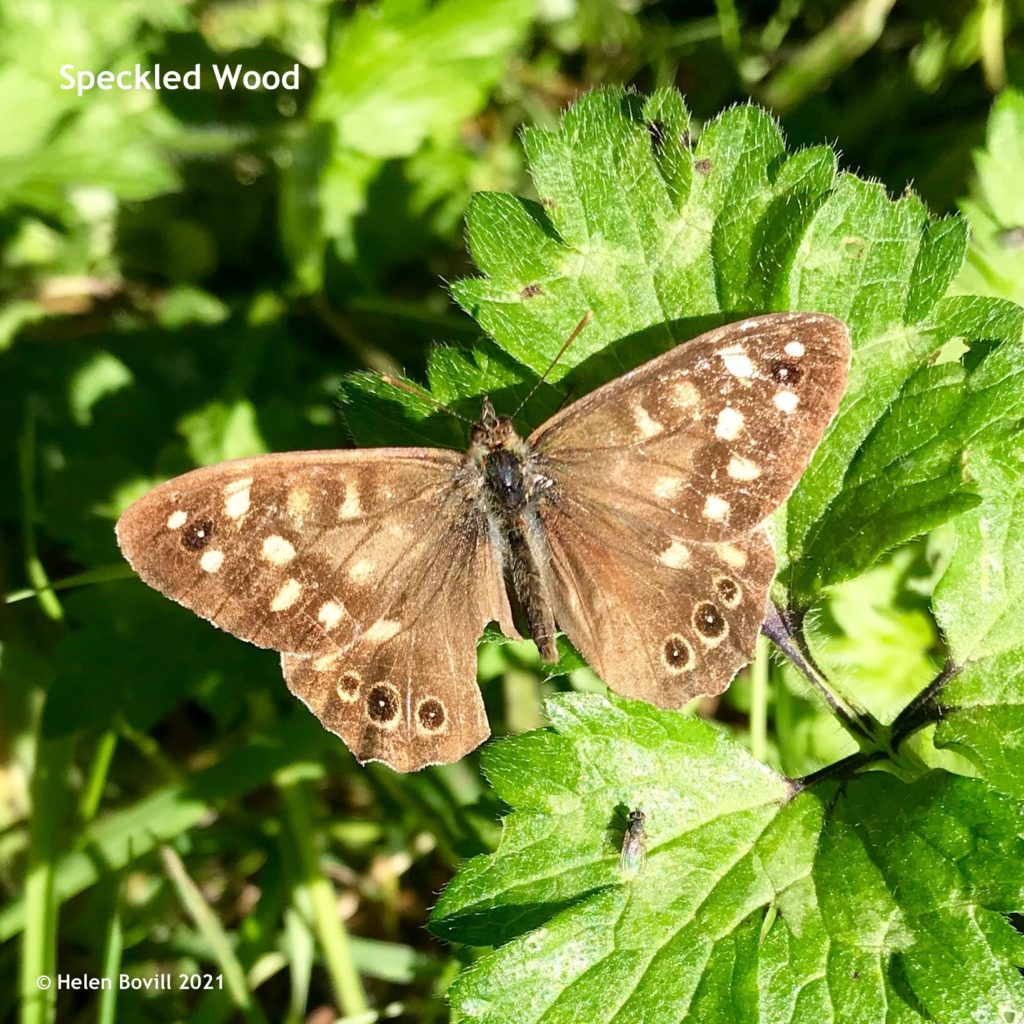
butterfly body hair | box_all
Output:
[466,399,559,661]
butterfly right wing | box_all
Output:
[281,509,503,770]
[530,312,850,541]
[116,450,515,771]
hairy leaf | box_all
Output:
[433,695,1024,1024]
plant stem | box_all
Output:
[761,603,879,748]
[750,633,769,762]
[888,660,962,746]
[277,769,369,1018]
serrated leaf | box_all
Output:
[791,293,1024,594]
[934,437,1024,664]
[434,694,1024,1024]
[926,431,1024,799]
[314,0,532,160]
[406,85,981,605]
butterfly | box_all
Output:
[116,311,850,772]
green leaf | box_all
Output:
[334,87,1024,642]
[314,0,532,159]
[956,88,1024,306]
[934,437,1024,664]
[434,694,1024,1024]
[791,293,1024,594]
[927,433,1024,799]
[284,0,532,277]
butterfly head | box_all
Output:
[469,397,520,451]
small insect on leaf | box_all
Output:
[619,807,647,879]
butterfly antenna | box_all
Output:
[512,310,594,418]
[379,374,473,425]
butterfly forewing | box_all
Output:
[116,450,515,770]
[530,312,850,541]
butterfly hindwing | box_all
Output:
[540,489,777,706]
[116,450,515,770]
[281,519,499,770]
[531,312,850,541]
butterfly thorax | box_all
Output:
[465,399,558,662]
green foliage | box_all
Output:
[957,88,1024,305]
[413,89,1024,1022]
[435,695,1024,1024]
[4,2,1024,1022]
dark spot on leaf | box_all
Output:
[663,634,693,669]
[694,158,712,175]
[647,119,666,148]
[367,685,399,724]
[770,360,802,384]
[521,283,543,299]
[540,196,556,208]
[680,129,692,148]
[693,601,726,638]
[717,577,739,603]
[418,698,446,731]
[182,519,214,551]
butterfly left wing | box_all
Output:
[526,311,849,706]
[538,489,777,707]
[530,312,850,541]
[116,450,515,771]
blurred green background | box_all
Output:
[3,0,1024,1021]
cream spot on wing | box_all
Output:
[785,340,806,357]
[318,601,346,630]
[349,558,374,583]
[727,455,761,481]
[716,543,748,569]
[313,652,341,672]
[339,484,361,520]
[715,406,744,440]
[364,619,401,644]
[654,476,681,499]
[703,495,730,520]
[261,534,296,565]
[672,380,700,408]
[271,578,302,612]
[167,510,188,530]
[659,540,691,568]
[721,351,754,378]
[633,405,662,438]
[200,549,224,573]
[774,389,799,414]
[336,671,361,701]
[223,478,253,519]
[287,487,311,523]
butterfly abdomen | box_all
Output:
[478,443,558,663]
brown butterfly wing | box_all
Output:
[281,521,498,770]
[529,312,848,705]
[116,450,514,771]
[540,491,776,706]
[531,312,850,540]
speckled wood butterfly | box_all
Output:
[116,312,850,771]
